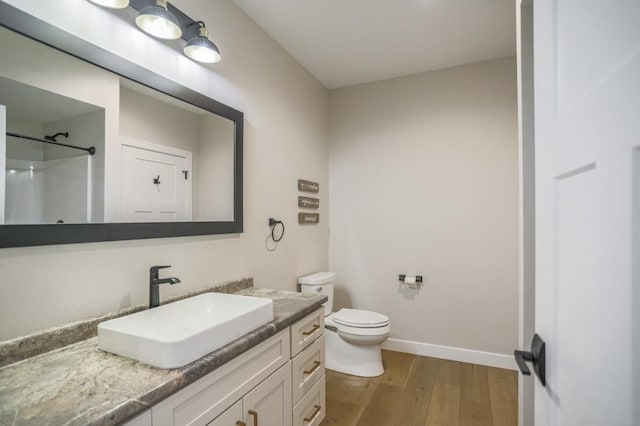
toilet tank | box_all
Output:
[298,272,335,316]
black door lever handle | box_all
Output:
[514,349,534,375]
[514,333,546,386]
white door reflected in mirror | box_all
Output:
[121,140,192,222]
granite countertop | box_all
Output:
[0,288,327,426]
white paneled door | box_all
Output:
[529,0,640,425]
[121,138,191,222]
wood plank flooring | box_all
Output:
[321,350,517,426]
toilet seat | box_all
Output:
[326,310,390,339]
[332,308,389,328]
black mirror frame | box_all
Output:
[0,3,243,248]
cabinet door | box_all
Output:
[242,361,292,426]
[207,400,243,426]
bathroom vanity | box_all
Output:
[0,287,327,426]
[131,307,326,426]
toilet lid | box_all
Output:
[332,308,389,328]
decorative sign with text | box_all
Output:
[298,213,320,224]
[298,196,319,209]
[298,179,319,193]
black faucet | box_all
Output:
[149,265,181,308]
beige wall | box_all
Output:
[197,114,235,221]
[328,57,519,356]
[119,87,200,154]
[0,0,329,340]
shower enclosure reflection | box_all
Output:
[0,77,105,224]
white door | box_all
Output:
[121,139,192,222]
[530,1,640,425]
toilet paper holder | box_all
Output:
[398,274,423,287]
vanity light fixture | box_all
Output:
[86,0,222,64]
[87,0,130,9]
[135,0,182,40]
[183,22,221,64]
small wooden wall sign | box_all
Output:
[298,196,319,209]
[298,213,320,224]
[298,179,319,193]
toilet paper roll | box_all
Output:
[402,276,418,288]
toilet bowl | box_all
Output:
[299,272,390,377]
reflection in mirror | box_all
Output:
[118,79,234,223]
[1,76,105,224]
[0,26,235,225]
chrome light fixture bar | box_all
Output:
[184,22,221,64]
[135,0,182,40]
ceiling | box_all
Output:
[0,76,101,124]
[232,0,516,89]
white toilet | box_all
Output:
[299,272,390,377]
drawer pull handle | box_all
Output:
[302,324,320,336]
[236,422,246,426]
[304,405,322,423]
[248,410,258,426]
[303,360,322,375]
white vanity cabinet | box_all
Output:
[124,308,326,426]
[151,329,290,426]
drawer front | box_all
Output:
[152,329,290,426]
[291,335,325,404]
[292,374,326,426]
[290,308,324,357]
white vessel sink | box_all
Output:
[98,293,274,369]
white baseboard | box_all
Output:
[382,338,517,371]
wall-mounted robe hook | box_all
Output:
[153,175,161,185]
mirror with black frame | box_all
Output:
[0,4,243,248]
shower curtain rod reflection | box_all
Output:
[6,131,96,155]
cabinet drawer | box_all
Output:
[291,335,325,404]
[152,329,290,426]
[292,374,326,426]
[290,308,324,357]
